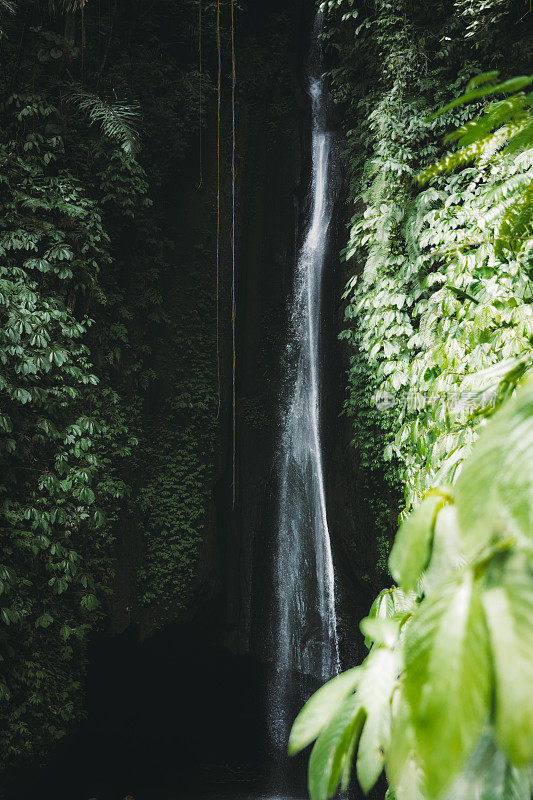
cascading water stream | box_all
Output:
[269,12,340,769]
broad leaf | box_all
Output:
[387,685,426,800]
[455,376,533,558]
[389,492,446,591]
[443,733,530,800]
[482,554,533,765]
[365,588,418,648]
[360,616,401,649]
[308,693,365,800]
[289,667,361,755]
[404,571,491,799]
[423,504,463,596]
[356,646,397,793]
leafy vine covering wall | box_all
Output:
[323,0,532,525]
[0,0,216,771]
[0,0,310,779]
[289,3,533,800]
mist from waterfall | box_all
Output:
[269,12,340,762]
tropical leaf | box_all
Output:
[403,570,491,800]
[355,646,397,793]
[308,693,365,800]
[423,504,463,596]
[364,587,418,648]
[288,667,361,755]
[482,552,533,766]
[454,375,533,559]
[67,87,141,154]
[360,616,401,649]
[389,491,447,591]
[387,685,426,800]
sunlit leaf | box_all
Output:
[404,571,491,800]
[389,492,447,590]
[355,646,397,793]
[308,694,365,800]
[288,667,361,755]
[482,553,533,765]
[455,375,533,558]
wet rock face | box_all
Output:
[5,2,385,793]
[103,0,314,645]
[220,0,314,654]
[223,0,379,672]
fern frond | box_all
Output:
[482,172,533,211]
[445,95,528,147]
[505,120,533,155]
[67,88,141,154]
[417,140,489,184]
[495,183,533,256]
[420,77,533,190]
[0,0,16,13]
[428,74,533,120]
[465,71,500,92]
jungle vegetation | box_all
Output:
[0,0,222,773]
[0,0,304,785]
[291,2,533,800]
[0,0,532,797]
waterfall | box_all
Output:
[269,12,340,763]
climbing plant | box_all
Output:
[0,0,216,773]
[291,2,533,799]
[0,74,135,766]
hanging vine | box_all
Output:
[216,0,221,420]
[231,0,236,507]
[198,0,202,186]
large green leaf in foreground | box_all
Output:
[389,492,446,591]
[308,693,365,800]
[455,376,533,557]
[386,686,425,800]
[355,647,397,793]
[444,734,530,800]
[288,667,361,755]
[404,571,491,799]
[482,554,533,766]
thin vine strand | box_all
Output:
[216,0,221,421]
[198,0,202,187]
[231,0,236,507]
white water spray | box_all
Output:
[270,13,340,755]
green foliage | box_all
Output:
[0,0,219,774]
[67,88,141,155]
[388,491,446,590]
[134,273,217,621]
[336,8,533,515]
[292,377,533,800]
[288,667,361,756]
[0,83,135,764]
[420,73,533,259]
[293,3,533,799]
